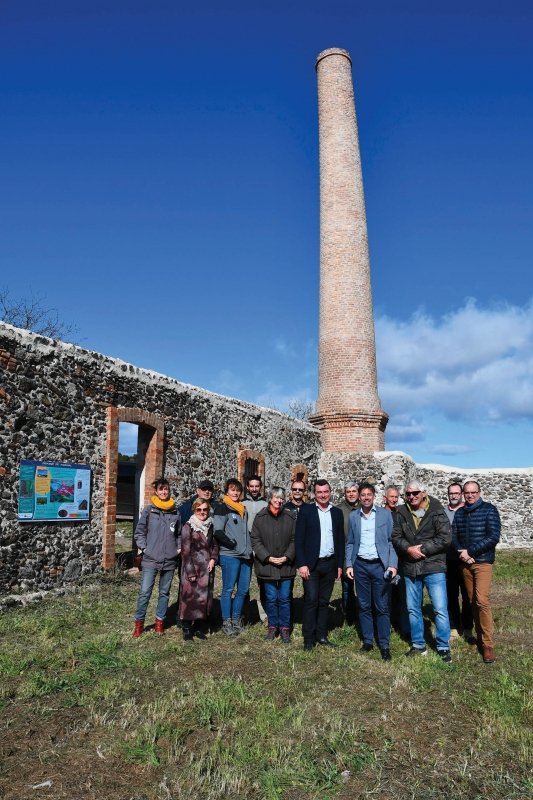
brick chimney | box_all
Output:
[309,48,388,452]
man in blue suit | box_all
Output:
[346,482,398,661]
[295,479,344,651]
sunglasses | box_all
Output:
[405,491,422,497]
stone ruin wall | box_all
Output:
[319,451,533,549]
[1,321,532,598]
[0,322,321,595]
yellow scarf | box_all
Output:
[151,494,176,511]
[223,495,245,518]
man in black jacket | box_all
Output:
[392,480,452,661]
[295,479,344,651]
[452,481,501,664]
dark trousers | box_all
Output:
[353,558,391,649]
[447,559,473,631]
[341,574,357,623]
[302,558,336,643]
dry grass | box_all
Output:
[0,552,532,799]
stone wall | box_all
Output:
[0,322,321,594]
[319,451,533,549]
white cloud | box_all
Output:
[425,444,477,456]
[376,299,533,425]
[386,414,427,442]
[213,369,244,395]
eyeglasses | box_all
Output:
[292,488,304,493]
[405,491,422,497]
[464,491,480,496]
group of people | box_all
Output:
[131,472,501,664]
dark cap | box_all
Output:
[197,479,214,491]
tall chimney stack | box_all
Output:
[309,48,388,453]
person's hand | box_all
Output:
[387,567,397,578]
[177,549,181,555]
[336,568,342,580]
[187,575,197,582]
[269,556,286,565]
[407,545,426,560]
[299,566,310,580]
[346,567,354,580]
[208,559,216,572]
[459,549,475,564]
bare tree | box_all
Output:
[0,287,81,343]
[264,395,314,421]
[286,396,315,421]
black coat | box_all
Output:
[295,503,344,572]
[250,506,297,579]
[452,499,501,564]
[392,496,451,578]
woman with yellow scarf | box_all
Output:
[213,478,252,636]
[132,478,182,638]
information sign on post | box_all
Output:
[18,459,91,522]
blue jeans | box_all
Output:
[262,579,292,630]
[135,568,175,621]
[219,555,252,620]
[353,558,391,649]
[404,572,451,651]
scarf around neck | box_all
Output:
[151,494,176,511]
[223,495,245,518]
[407,495,430,529]
[189,513,213,534]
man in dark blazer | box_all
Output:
[346,482,398,661]
[295,478,344,651]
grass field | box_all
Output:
[0,551,532,799]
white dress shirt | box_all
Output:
[316,502,334,558]
[358,505,379,560]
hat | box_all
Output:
[197,479,214,491]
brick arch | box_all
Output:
[291,463,309,486]
[237,448,265,490]
[102,406,165,569]
[290,463,309,501]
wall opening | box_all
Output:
[237,448,265,494]
[291,464,309,500]
[103,408,164,569]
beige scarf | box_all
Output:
[188,513,212,536]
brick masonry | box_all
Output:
[0,322,321,593]
[309,48,388,452]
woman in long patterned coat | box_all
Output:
[179,497,218,641]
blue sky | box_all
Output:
[2,0,533,468]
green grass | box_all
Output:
[0,553,532,799]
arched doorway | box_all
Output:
[102,407,165,569]
[237,448,265,493]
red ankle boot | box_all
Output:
[132,620,144,639]
[155,618,165,635]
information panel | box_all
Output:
[18,459,91,522]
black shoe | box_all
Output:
[380,648,392,661]
[405,646,427,657]
[175,617,183,629]
[360,643,374,653]
[280,628,291,644]
[317,638,338,648]
[264,627,278,641]
[438,648,452,664]
[303,641,315,652]
[182,623,194,642]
